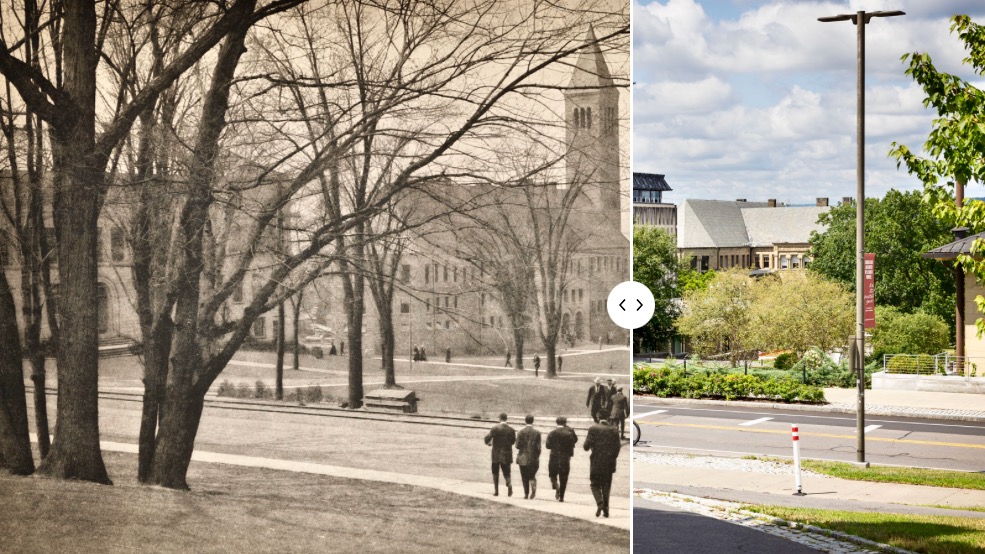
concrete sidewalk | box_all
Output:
[95,438,630,530]
[637,387,985,422]
[634,452,985,518]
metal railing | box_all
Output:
[883,353,983,377]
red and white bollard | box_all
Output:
[792,423,805,496]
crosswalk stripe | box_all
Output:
[739,417,773,427]
[863,425,882,434]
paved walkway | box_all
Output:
[634,451,985,517]
[93,438,630,530]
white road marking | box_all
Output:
[738,417,773,427]
[633,409,667,420]
[863,424,882,434]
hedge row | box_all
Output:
[633,365,825,404]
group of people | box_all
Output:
[411,345,428,362]
[483,412,622,518]
[586,377,630,440]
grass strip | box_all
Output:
[743,505,985,554]
[801,459,985,491]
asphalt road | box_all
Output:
[634,401,985,471]
[634,498,823,554]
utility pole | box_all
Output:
[818,9,904,464]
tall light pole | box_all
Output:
[819,10,904,465]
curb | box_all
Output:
[635,489,917,554]
[633,394,985,423]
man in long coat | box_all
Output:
[583,417,621,517]
[545,416,578,502]
[515,414,542,499]
[586,377,606,423]
[484,412,515,496]
[609,386,631,440]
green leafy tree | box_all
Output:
[809,190,955,334]
[633,226,689,352]
[871,306,951,359]
[747,272,854,357]
[675,269,753,366]
[890,15,985,337]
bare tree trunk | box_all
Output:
[512,326,525,371]
[343,268,365,408]
[275,301,285,400]
[0,269,35,474]
[33,0,111,485]
[379,307,396,388]
[291,292,302,371]
[150,387,206,490]
[137,319,171,483]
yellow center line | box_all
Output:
[638,420,985,450]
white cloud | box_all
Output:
[633,0,985,206]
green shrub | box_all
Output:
[774,352,798,370]
[216,380,236,397]
[304,385,324,403]
[236,382,252,398]
[254,380,272,399]
[634,366,824,404]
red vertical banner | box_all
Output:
[863,253,875,329]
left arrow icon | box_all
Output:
[619,299,626,311]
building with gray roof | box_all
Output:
[677,198,831,273]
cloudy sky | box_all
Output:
[633,0,985,206]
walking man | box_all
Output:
[609,386,630,440]
[533,353,541,376]
[505,350,512,368]
[515,415,542,500]
[586,377,606,423]
[556,355,562,373]
[484,413,515,497]
[545,416,577,502]
[584,417,621,517]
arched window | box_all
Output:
[780,255,788,270]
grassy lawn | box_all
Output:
[1,451,627,554]
[800,459,985,491]
[744,505,985,554]
[410,376,601,418]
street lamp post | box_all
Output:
[819,10,904,465]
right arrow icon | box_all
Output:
[636,299,643,311]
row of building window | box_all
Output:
[693,253,814,272]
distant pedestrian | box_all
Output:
[329,342,338,356]
[340,341,345,355]
[533,354,541,375]
[505,350,512,368]
[515,415,542,500]
[484,412,515,497]
[557,355,563,373]
[420,345,427,361]
[413,346,420,362]
[610,387,630,440]
[584,417,621,518]
[445,348,452,363]
[546,416,578,502]
[586,377,606,423]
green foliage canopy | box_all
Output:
[632,225,690,351]
[808,190,955,332]
[871,306,951,359]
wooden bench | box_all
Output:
[364,389,419,413]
